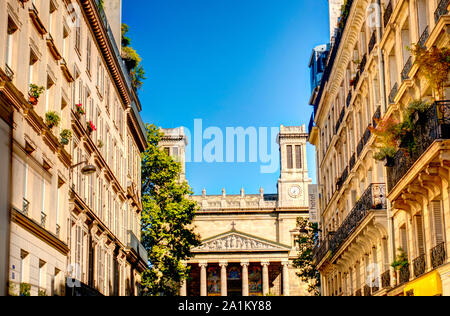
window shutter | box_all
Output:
[287,145,293,169]
[415,215,425,256]
[295,145,302,169]
[400,226,408,255]
[432,201,444,245]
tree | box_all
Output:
[140,124,201,296]
[292,217,321,296]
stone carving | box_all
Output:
[193,233,286,252]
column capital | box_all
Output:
[261,260,270,267]
[199,261,208,268]
[219,261,228,268]
[240,260,250,267]
[281,260,290,267]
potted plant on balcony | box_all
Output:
[75,103,85,116]
[370,117,400,166]
[391,248,409,285]
[87,120,96,135]
[410,44,450,100]
[29,84,45,105]
[45,111,61,129]
[19,283,31,296]
[60,129,72,146]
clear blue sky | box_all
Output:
[122,0,329,195]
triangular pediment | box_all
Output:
[192,230,291,253]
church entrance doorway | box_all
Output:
[227,264,242,296]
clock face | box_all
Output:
[289,185,302,198]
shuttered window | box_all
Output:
[431,201,444,245]
[287,145,293,169]
[295,145,302,169]
[400,225,408,256]
[415,214,425,256]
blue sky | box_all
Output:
[122,0,329,195]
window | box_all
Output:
[414,214,425,256]
[295,145,302,169]
[86,38,92,74]
[75,15,81,53]
[6,17,18,71]
[39,260,46,292]
[287,145,293,169]
[400,225,408,256]
[431,201,445,245]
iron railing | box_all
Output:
[435,0,450,23]
[40,212,47,228]
[413,254,426,278]
[349,153,356,171]
[381,270,391,289]
[346,90,353,107]
[22,198,30,217]
[401,56,413,82]
[357,127,372,158]
[313,235,333,265]
[355,289,362,296]
[335,107,346,134]
[329,184,387,254]
[431,242,446,269]
[399,265,411,285]
[383,1,393,28]
[388,82,398,104]
[387,101,450,192]
[5,64,14,80]
[56,224,61,239]
[368,31,376,54]
[364,285,371,297]
[418,26,430,48]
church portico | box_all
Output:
[184,258,290,297]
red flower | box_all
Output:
[88,121,97,132]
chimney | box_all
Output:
[103,0,122,50]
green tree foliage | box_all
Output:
[292,217,321,296]
[140,125,201,296]
[121,23,146,90]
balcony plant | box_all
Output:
[60,129,72,145]
[45,111,61,129]
[410,44,450,100]
[20,283,31,296]
[391,248,409,270]
[75,103,85,116]
[370,116,400,165]
[87,121,96,134]
[38,289,48,296]
[98,139,104,149]
[29,84,45,105]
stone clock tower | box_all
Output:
[277,125,311,208]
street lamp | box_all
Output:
[70,161,97,175]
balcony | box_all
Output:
[40,212,47,228]
[435,0,450,23]
[5,64,14,81]
[349,153,356,171]
[399,265,411,285]
[418,26,430,48]
[364,285,371,297]
[383,1,393,28]
[387,101,450,192]
[401,56,413,82]
[413,254,426,278]
[329,184,387,255]
[368,31,376,54]
[381,270,391,289]
[335,107,346,134]
[357,127,372,158]
[355,289,362,296]
[127,231,148,265]
[388,82,398,104]
[22,198,30,217]
[431,242,447,269]
[313,237,332,266]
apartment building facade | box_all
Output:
[309,0,450,296]
[0,0,147,296]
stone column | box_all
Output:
[199,262,208,297]
[241,261,249,296]
[219,261,228,297]
[261,261,270,296]
[180,279,187,296]
[282,260,290,296]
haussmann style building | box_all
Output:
[0,0,147,296]
[309,0,450,296]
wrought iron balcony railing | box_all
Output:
[401,56,413,82]
[387,101,450,192]
[355,289,362,296]
[357,127,372,158]
[5,64,14,81]
[431,242,446,269]
[40,212,47,228]
[383,1,393,28]
[368,31,376,54]
[335,106,346,134]
[399,265,411,285]
[22,198,30,217]
[388,82,398,104]
[381,270,391,289]
[413,254,426,278]
[349,153,356,171]
[313,235,333,265]
[364,285,371,296]
[329,184,387,255]
[346,90,353,107]
[435,0,450,23]
[418,26,430,48]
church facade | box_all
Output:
[161,125,312,296]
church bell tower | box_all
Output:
[277,125,311,208]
